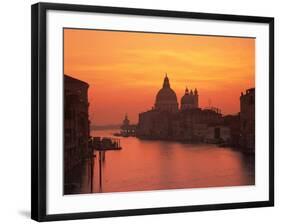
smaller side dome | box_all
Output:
[181,87,199,110]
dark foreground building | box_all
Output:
[240,88,255,152]
[64,75,90,172]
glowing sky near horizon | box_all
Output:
[64,29,255,125]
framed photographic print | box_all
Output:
[31,2,274,222]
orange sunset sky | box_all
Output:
[64,29,255,125]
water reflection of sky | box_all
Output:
[65,129,255,194]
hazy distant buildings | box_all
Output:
[137,74,230,143]
[240,88,255,151]
[120,114,137,136]
[64,75,90,172]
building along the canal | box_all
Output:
[240,88,255,152]
[64,75,91,172]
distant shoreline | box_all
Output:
[90,124,121,131]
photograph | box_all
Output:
[0,0,277,223]
[63,28,256,195]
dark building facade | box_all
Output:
[223,114,241,147]
[240,88,255,151]
[64,75,90,172]
[137,74,230,143]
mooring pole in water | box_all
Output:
[99,150,102,191]
[90,154,93,193]
[102,151,105,162]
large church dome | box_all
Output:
[156,87,178,102]
[154,74,178,112]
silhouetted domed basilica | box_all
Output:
[137,74,230,143]
[154,74,199,112]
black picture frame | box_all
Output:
[31,2,274,222]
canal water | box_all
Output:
[67,129,255,194]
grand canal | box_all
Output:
[66,129,255,194]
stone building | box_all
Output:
[240,88,255,151]
[64,75,90,172]
[137,74,230,142]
